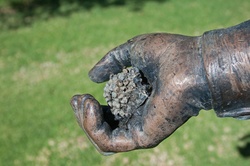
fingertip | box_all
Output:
[84,96,101,114]
[70,94,93,111]
[88,42,132,83]
[88,55,123,83]
[70,95,79,111]
[83,96,103,125]
[70,94,93,127]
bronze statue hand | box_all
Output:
[70,20,250,155]
[70,33,212,155]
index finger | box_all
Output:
[88,42,132,83]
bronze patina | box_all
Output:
[71,20,250,155]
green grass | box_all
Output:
[0,0,250,165]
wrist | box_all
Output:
[202,20,250,119]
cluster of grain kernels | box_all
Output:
[103,67,150,120]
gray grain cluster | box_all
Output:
[104,67,151,121]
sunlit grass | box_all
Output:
[0,0,249,165]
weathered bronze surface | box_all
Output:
[70,20,250,155]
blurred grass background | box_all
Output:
[0,0,250,165]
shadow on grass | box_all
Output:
[0,0,169,30]
[237,134,250,158]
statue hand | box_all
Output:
[70,33,211,155]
